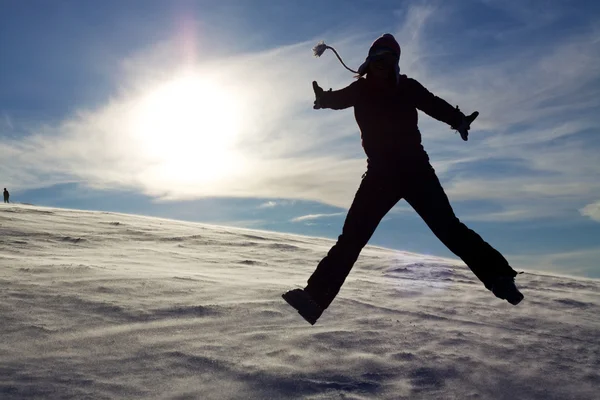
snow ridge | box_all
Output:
[1,204,598,399]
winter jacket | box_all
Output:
[318,74,463,165]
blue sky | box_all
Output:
[1,0,599,278]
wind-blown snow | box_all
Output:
[1,204,598,399]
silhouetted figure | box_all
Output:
[3,188,8,203]
[283,34,524,325]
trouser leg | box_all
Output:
[404,167,516,289]
[306,170,401,309]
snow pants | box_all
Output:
[305,161,517,309]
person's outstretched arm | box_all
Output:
[408,78,464,129]
[313,80,361,110]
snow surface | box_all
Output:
[1,204,599,400]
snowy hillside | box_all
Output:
[1,204,598,399]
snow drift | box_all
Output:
[1,204,598,399]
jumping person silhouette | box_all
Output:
[283,34,523,325]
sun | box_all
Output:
[129,73,245,186]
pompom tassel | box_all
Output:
[312,41,328,57]
[311,40,358,74]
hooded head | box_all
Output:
[358,33,401,79]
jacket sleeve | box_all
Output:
[318,80,361,110]
[408,78,463,128]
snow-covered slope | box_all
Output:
[1,204,598,399]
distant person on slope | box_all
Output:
[3,188,8,203]
[283,33,523,325]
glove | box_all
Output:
[312,81,324,109]
[454,109,479,141]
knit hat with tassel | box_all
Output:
[312,33,401,78]
[357,33,401,77]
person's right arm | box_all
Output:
[313,80,361,110]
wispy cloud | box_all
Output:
[291,212,344,223]
[2,112,13,130]
[580,201,600,222]
[258,200,296,208]
[259,201,278,208]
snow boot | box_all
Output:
[491,277,524,305]
[282,288,324,325]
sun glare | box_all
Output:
[130,74,244,186]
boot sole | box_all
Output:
[507,292,524,306]
[492,286,524,306]
[282,289,323,325]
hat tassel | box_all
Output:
[312,41,359,74]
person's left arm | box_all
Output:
[407,78,464,129]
